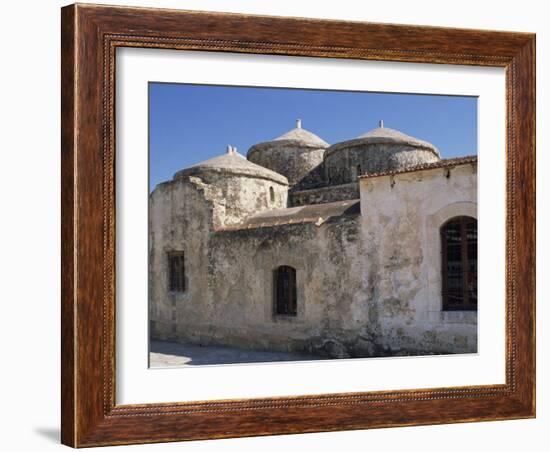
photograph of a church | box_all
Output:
[148,86,477,366]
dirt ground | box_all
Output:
[149,340,323,367]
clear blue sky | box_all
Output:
[149,82,477,191]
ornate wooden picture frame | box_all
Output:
[61,3,535,447]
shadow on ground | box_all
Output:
[34,427,59,443]
[149,340,324,367]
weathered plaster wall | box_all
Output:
[149,179,213,340]
[151,201,371,358]
[179,171,288,227]
[359,162,478,354]
[150,172,287,339]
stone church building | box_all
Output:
[149,120,477,359]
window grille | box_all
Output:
[274,265,297,316]
[441,217,477,311]
[168,252,185,292]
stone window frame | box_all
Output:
[273,265,298,316]
[424,201,478,323]
[440,216,478,312]
[167,250,186,293]
[261,256,307,323]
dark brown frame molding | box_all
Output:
[61,3,536,447]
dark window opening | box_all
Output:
[356,164,362,177]
[441,216,477,311]
[168,252,185,292]
[274,265,297,316]
[269,186,275,203]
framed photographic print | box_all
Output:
[61,3,535,447]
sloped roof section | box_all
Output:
[218,199,360,231]
[174,147,288,185]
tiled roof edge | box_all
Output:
[358,155,477,180]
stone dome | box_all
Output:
[324,121,440,185]
[269,119,330,148]
[247,119,329,186]
[174,146,288,185]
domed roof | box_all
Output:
[326,121,440,158]
[248,119,328,156]
[174,146,288,185]
[272,119,329,147]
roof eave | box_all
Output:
[358,155,477,180]
[325,137,440,159]
[173,166,289,185]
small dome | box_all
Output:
[326,122,439,158]
[323,122,441,185]
[174,146,288,185]
[247,120,328,187]
[248,119,328,156]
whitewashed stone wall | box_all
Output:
[359,162,478,354]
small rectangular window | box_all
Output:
[168,252,185,292]
[274,265,297,316]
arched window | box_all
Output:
[441,216,477,311]
[274,265,297,316]
[269,186,275,203]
